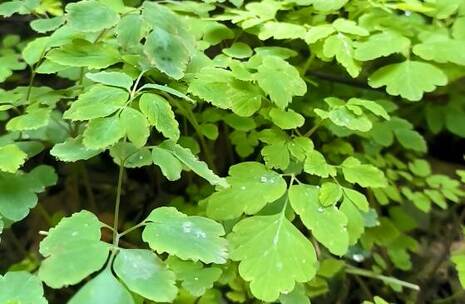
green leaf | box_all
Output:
[446,111,465,137]
[332,19,368,36]
[139,83,195,103]
[413,39,465,66]
[22,37,49,65]
[113,249,177,302]
[167,257,222,297]
[66,0,119,32]
[279,283,310,304]
[47,40,120,69]
[142,207,228,264]
[368,60,448,101]
[354,32,410,61]
[120,108,150,148]
[68,270,134,304]
[323,34,361,77]
[319,182,343,206]
[0,0,39,17]
[223,42,253,58]
[342,188,369,212]
[83,115,126,150]
[158,140,228,187]
[0,166,56,222]
[258,22,307,40]
[256,56,306,109]
[304,150,336,178]
[304,24,336,44]
[207,162,287,220]
[228,215,317,302]
[144,28,190,80]
[310,0,348,11]
[346,98,390,120]
[30,16,65,33]
[0,144,27,173]
[64,85,129,121]
[269,108,305,130]
[139,93,179,141]
[109,143,152,168]
[261,143,290,170]
[289,184,349,255]
[86,71,133,91]
[340,198,365,245]
[0,271,47,304]
[39,211,110,288]
[452,251,465,288]
[188,68,262,117]
[341,157,387,188]
[327,107,372,132]
[394,128,427,152]
[116,14,146,50]
[51,138,102,162]
[6,107,51,131]
[408,159,431,177]
[151,146,183,181]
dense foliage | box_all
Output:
[1,0,465,303]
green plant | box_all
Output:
[1,0,465,303]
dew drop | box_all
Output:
[71,231,78,236]
[139,155,143,160]
[260,176,268,183]
[182,221,193,233]
[352,254,365,262]
[240,186,246,190]
[317,207,324,212]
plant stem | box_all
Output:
[112,163,125,248]
[25,68,36,103]
[118,221,146,238]
[346,265,420,291]
[304,119,324,137]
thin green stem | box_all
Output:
[303,119,324,137]
[301,52,315,76]
[118,221,147,238]
[131,70,146,99]
[112,163,125,247]
[26,68,36,103]
[346,265,420,291]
